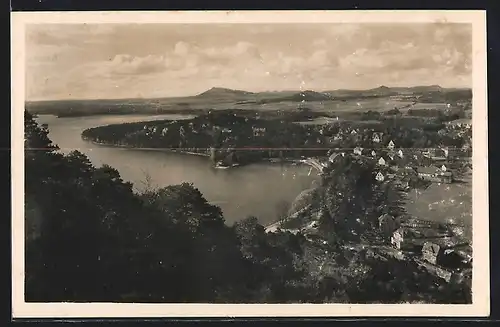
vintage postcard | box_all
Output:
[11,10,489,318]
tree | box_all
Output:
[317,155,406,243]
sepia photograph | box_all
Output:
[11,11,489,318]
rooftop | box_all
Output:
[417,166,451,175]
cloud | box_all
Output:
[25,23,473,100]
[108,54,168,75]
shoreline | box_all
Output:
[83,138,210,157]
[81,137,309,168]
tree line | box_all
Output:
[81,111,470,168]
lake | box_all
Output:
[35,114,319,225]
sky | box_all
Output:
[25,23,472,101]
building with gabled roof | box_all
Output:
[417,166,453,183]
[353,147,363,155]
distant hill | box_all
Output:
[292,90,333,101]
[195,87,255,99]
[26,85,472,117]
[256,90,332,104]
[324,85,467,99]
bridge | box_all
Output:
[301,158,329,173]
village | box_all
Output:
[274,129,473,287]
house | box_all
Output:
[447,147,463,158]
[400,217,439,229]
[371,150,377,157]
[395,166,418,178]
[378,157,386,166]
[375,172,385,182]
[398,149,404,158]
[391,228,404,250]
[417,166,453,183]
[372,133,381,143]
[351,129,357,135]
[387,140,395,150]
[326,137,339,145]
[353,147,363,155]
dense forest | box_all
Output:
[25,111,471,303]
[81,109,471,167]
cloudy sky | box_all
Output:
[26,23,472,101]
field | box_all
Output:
[26,85,471,118]
[404,168,472,240]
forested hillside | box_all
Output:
[24,111,470,303]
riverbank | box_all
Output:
[83,138,210,157]
[82,137,314,169]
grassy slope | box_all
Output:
[404,168,472,239]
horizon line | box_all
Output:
[25,84,472,103]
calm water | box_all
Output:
[35,114,319,225]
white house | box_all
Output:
[373,133,381,143]
[351,129,357,135]
[441,164,447,172]
[391,229,404,249]
[371,150,377,157]
[398,149,404,158]
[387,140,395,150]
[375,172,385,182]
[353,147,363,155]
[378,157,386,166]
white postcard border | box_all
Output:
[11,10,489,318]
